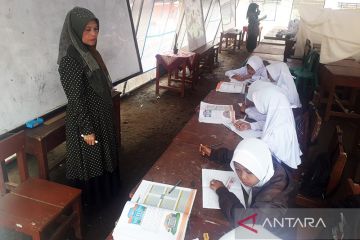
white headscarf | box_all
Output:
[252,87,302,169]
[266,62,302,108]
[246,80,274,102]
[230,138,274,207]
[246,55,268,79]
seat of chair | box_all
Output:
[0,193,63,233]
[12,178,81,208]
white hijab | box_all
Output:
[266,62,302,108]
[247,55,268,79]
[246,80,275,102]
[252,87,302,169]
[230,138,274,208]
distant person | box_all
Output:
[246,3,266,52]
[225,55,268,82]
[235,87,302,170]
[57,7,120,207]
[199,138,294,235]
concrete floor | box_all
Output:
[2,46,359,240]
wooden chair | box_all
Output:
[331,178,360,204]
[295,125,347,207]
[0,131,82,240]
[308,101,322,144]
[295,110,310,157]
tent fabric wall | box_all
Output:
[295,4,360,63]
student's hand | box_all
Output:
[210,179,225,191]
[239,103,247,113]
[243,74,253,80]
[199,144,211,157]
[232,75,244,81]
[83,133,96,145]
[234,121,251,131]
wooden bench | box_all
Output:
[219,29,241,53]
[25,90,121,179]
[193,43,217,73]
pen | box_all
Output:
[81,134,98,144]
[225,177,235,189]
[168,180,182,194]
[242,114,247,121]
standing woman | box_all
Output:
[57,7,120,207]
[246,3,266,52]
[246,3,263,52]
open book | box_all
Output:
[223,121,263,139]
[113,180,196,240]
[202,169,245,209]
[198,101,235,124]
[216,81,246,93]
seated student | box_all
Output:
[199,138,294,237]
[236,87,302,169]
[241,80,273,122]
[242,62,302,122]
[266,62,302,108]
[225,55,268,82]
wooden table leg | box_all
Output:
[35,142,49,179]
[219,33,223,53]
[181,64,186,97]
[350,88,358,106]
[155,61,160,96]
[167,72,172,86]
[73,197,83,239]
[325,84,335,121]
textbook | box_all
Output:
[112,180,197,240]
[216,81,246,93]
[198,101,235,124]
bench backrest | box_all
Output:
[0,131,29,195]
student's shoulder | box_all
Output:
[268,159,291,188]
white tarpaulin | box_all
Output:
[295,4,360,63]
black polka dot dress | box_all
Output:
[58,48,119,188]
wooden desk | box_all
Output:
[219,29,241,53]
[106,90,243,240]
[251,52,284,62]
[324,59,360,68]
[264,27,287,41]
[155,51,198,97]
[123,90,242,239]
[253,43,285,55]
[25,91,121,179]
[320,65,360,121]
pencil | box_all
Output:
[168,180,182,194]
